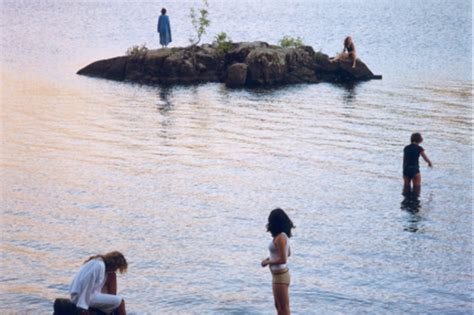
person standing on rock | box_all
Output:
[261,208,295,315]
[157,8,172,48]
[330,36,357,68]
[69,251,128,315]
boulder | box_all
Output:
[338,58,375,80]
[77,56,127,81]
[225,41,270,64]
[283,46,319,83]
[225,63,248,87]
[315,56,378,82]
[161,49,188,78]
[143,48,174,78]
[245,48,287,85]
[77,42,381,87]
[53,298,110,315]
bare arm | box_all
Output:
[351,44,357,68]
[261,234,288,267]
[421,151,433,167]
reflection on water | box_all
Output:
[338,81,359,106]
[156,86,175,138]
[1,0,472,314]
[401,190,422,233]
[157,86,174,114]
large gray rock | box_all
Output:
[77,56,128,81]
[53,298,108,315]
[245,48,287,85]
[225,41,270,63]
[283,46,319,83]
[77,42,381,86]
[314,55,377,81]
[225,63,248,87]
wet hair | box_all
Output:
[85,251,128,273]
[266,208,295,238]
[344,36,352,47]
[410,133,423,144]
[161,8,167,15]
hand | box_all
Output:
[428,162,433,168]
[261,258,269,267]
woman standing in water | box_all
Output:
[157,8,172,48]
[261,208,295,315]
[403,132,433,196]
[69,251,128,315]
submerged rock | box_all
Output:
[77,42,381,87]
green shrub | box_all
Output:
[189,0,210,45]
[278,36,304,48]
[214,32,233,54]
[126,43,148,57]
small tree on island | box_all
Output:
[126,43,148,57]
[189,0,210,45]
[279,36,304,48]
[214,32,233,54]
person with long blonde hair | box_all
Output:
[330,36,357,68]
[69,251,128,315]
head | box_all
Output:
[410,132,423,144]
[344,36,352,47]
[85,251,128,273]
[161,8,167,15]
[266,208,295,237]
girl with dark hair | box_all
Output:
[403,133,433,196]
[261,208,295,315]
[69,251,128,315]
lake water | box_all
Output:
[1,0,472,314]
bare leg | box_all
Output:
[403,176,412,196]
[412,173,421,197]
[330,52,349,63]
[351,53,356,68]
[118,299,126,315]
[272,283,290,315]
[102,273,124,314]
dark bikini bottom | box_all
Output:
[403,166,420,179]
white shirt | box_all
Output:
[269,232,290,272]
[69,258,106,310]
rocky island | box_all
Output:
[77,42,381,88]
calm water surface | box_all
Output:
[1,0,472,314]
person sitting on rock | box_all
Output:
[330,36,357,68]
[69,251,128,315]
